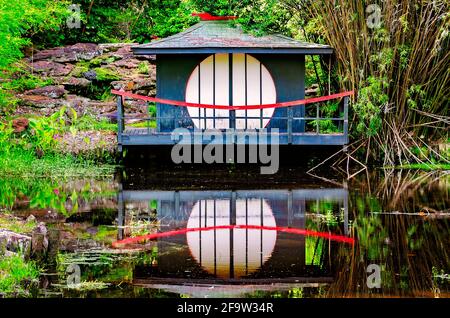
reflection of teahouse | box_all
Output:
[117,187,351,296]
[112,14,352,150]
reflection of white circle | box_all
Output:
[186,199,276,278]
[185,53,277,129]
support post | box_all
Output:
[316,103,320,134]
[343,96,349,143]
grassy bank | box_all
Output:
[0,149,115,178]
[1,107,117,178]
[0,255,40,297]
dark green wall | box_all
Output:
[156,54,305,132]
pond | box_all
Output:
[0,166,449,298]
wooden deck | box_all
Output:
[122,128,348,146]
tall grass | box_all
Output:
[282,0,449,166]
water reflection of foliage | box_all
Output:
[328,170,450,297]
[0,177,117,216]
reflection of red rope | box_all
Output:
[112,225,354,248]
[111,90,354,111]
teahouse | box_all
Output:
[112,15,352,150]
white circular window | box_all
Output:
[186,199,277,278]
[185,53,277,130]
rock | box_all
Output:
[135,54,156,61]
[83,70,97,81]
[30,61,74,77]
[111,46,134,60]
[99,43,137,53]
[32,43,102,63]
[0,230,32,255]
[19,95,65,108]
[12,117,29,133]
[65,43,103,62]
[53,76,91,88]
[24,85,67,99]
[64,95,91,113]
[110,81,129,91]
[31,47,66,61]
[133,78,156,91]
[112,58,140,69]
[31,222,48,260]
[26,215,36,223]
[88,101,116,114]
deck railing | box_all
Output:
[111,90,353,147]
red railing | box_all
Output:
[111,89,353,111]
[111,89,352,145]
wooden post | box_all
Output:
[229,53,235,129]
[287,106,293,144]
[316,103,320,134]
[117,95,124,152]
[229,191,236,278]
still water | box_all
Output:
[1,167,449,298]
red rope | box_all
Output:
[112,225,355,248]
[111,90,353,111]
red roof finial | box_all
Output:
[192,12,237,21]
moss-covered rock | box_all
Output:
[93,68,120,81]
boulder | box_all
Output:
[133,78,156,91]
[19,95,65,108]
[32,43,102,63]
[0,230,31,255]
[12,117,29,133]
[83,70,97,81]
[111,46,134,60]
[24,85,67,99]
[53,76,91,88]
[64,95,91,113]
[112,58,140,69]
[88,101,116,114]
[32,47,66,61]
[110,81,131,91]
[99,43,137,53]
[30,61,74,77]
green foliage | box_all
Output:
[93,68,120,81]
[189,0,233,16]
[34,0,196,45]
[0,255,40,297]
[138,61,150,74]
[232,0,292,36]
[287,0,450,164]
[0,64,53,114]
[0,0,69,69]
[354,76,388,137]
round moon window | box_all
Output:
[186,199,277,278]
[185,53,277,130]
